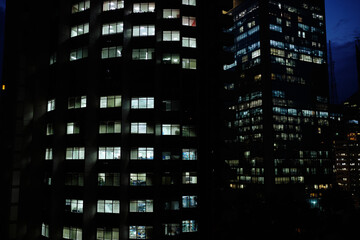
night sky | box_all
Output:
[0,0,359,102]
[325,0,360,103]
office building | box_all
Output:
[223,0,332,197]
[3,1,232,239]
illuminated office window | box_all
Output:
[46,123,53,136]
[182,149,197,160]
[66,147,85,160]
[182,58,197,69]
[45,148,53,160]
[101,46,122,59]
[71,23,89,37]
[130,147,154,160]
[68,96,87,109]
[182,16,196,27]
[102,22,123,35]
[65,199,83,213]
[163,31,180,41]
[47,99,55,112]
[103,0,124,11]
[162,53,180,64]
[182,37,196,48]
[182,172,197,184]
[63,227,82,240]
[182,196,197,208]
[162,124,180,135]
[72,1,90,13]
[132,25,155,37]
[99,121,121,134]
[129,226,153,239]
[182,0,196,6]
[97,200,120,213]
[98,173,120,186]
[41,223,49,237]
[131,97,154,109]
[182,220,198,232]
[98,147,121,159]
[70,47,88,61]
[164,224,180,236]
[100,95,122,108]
[163,9,180,18]
[67,122,80,134]
[130,200,154,212]
[130,173,153,186]
[133,2,155,13]
[132,48,155,60]
[131,122,154,134]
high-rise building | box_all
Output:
[223,0,332,198]
[3,1,232,239]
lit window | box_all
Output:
[182,58,197,69]
[163,31,180,41]
[182,220,198,233]
[252,49,261,58]
[182,37,196,48]
[97,200,120,213]
[47,99,55,112]
[41,223,49,237]
[182,0,196,6]
[46,123,53,136]
[100,95,122,108]
[130,173,153,186]
[68,96,87,109]
[70,47,88,61]
[129,226,153,239]
[163,9,180,18]
[132,25,155,37]
[98,147,121,159]
[182,172,197,184]
[131,97,154,109]
[99,121,121,134]
[98,173,120,186]
[63,227,82,240]
[182,149,197,160]
[130,200,154,212]
[299,54,312,62]
[102,22,123,35]
[71,23,89,37]
[50,53,57,65]
[162,53,180,64]
[132,48,155,60]
[72,1,90,13]
[131,147,154,160]
[97,228,119,240]
[182,16,196,27]
[269,24,282,32]
[66,147,85,160]
[133,2,155,13]
[162,124,180,135]
[182,196,197,208]
[103,0,124,11]
[67,122,80,134]
[45,148,53,160]
[101,46,122,59]
[131,122,154,134]
[65,199,83,213]
[164,223,180,236]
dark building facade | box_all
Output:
[3,1,232,239]
[223,0,332,199]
